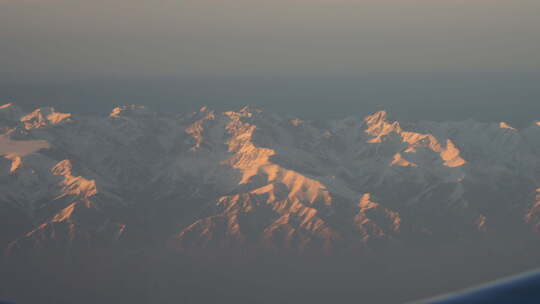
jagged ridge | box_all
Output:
[1,103,539,256]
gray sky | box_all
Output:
[1,0,539,80]
[1,0,539,123]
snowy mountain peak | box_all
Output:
[362,110,466,168]
[109,105,152,118]
[1,104,539,258]
[391,152,418,167]
[499,122,517,130]
[185,107,217,151]
[228,105,263,118]
[51,159,97,198]
[364,110,401,143]
[50,159,74,176]
[3,154,22,173]
[2,103,540,304]
[364,110,389,124]
[20,107,72,129]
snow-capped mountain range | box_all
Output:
[1,102,540,256]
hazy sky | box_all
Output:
[1,0,539,123]
[2,0,539,80]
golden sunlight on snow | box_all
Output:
[51,160,97,198]
[437,139,466,168]
[499,122,517,130]
[4,154,22,173]
[185,108,216,151]
[52,203,77,223]
[221,109,332,205]
[365,111,400,143]
[364,110,466,168]
[391,153,417,167]
[21,108,71,129]
[355,194,401,242]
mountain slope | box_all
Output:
[0,103,539,257]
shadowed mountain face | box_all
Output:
[1,103,540,303]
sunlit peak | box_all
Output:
[499,122,516,131]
